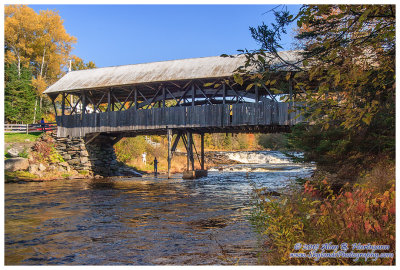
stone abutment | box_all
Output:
[51,133,140,177]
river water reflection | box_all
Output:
[5,158,313,265]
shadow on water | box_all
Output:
[5,158,313,265]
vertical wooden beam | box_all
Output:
[107,89,111,111]
[167,129,172,178]
[82,92,86,114]
[191,84,195,107]
[70,94,74,112]
[201,133,205,170]
[222,84,226,105]
[134,87,138,110]
[52,100,58,117]
[185,132,190,171]
[185,131,194,171]
[162,86,166,108]
[189,132,194,171]
[61,92,66,116]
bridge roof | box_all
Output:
[44,50,301,96]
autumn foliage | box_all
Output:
[5,5,77,90]
[4,5,95,123]
[251,161,395,265]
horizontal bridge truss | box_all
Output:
[48,78,295,117]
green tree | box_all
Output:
[294,5,395,133]
[4,63,37,123]
[237,5,395,174]
[257,133,287,151]
[222,134,232,149]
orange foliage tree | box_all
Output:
[5,5,77,121]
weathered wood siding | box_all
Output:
[56,101,304,137]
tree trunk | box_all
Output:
[39,96,43,114]
[40,47,46,77]
[33,97,38,124]
[11,46,21,78]
[17,54,21,78]
[38,47,46,117]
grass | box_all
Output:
[61,173,71,179]
[4,132,42,143]
[78,170,89,175]
[5,171,38,182]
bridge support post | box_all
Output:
[190,132,195,171]
[182,131,207,180]
[186,131,193,171]
[201,133,205,170]
[167,128,172,178]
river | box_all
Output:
[5,151,314,265]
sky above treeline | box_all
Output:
[30,4,301,68]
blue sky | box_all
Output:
[30,5,301,68]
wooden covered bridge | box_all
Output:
[44,51,303,177]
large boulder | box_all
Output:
[5,158,29,171]
[7,148,20,158]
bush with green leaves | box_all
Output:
[114,136,147,163]
[257,133,288,151]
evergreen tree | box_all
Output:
[4,63,37,123]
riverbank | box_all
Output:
[4,132,143,183]
[250,159,395,265]
[4,133,259,183]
